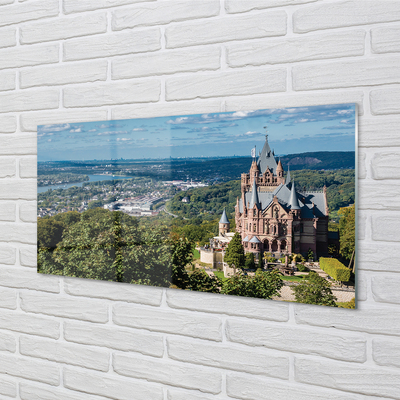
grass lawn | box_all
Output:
[280,274,307,282]
[214,270,228,282]
[193,249,200,260]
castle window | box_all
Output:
[253,224,256,232]
[253,209,256,217]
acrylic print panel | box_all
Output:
[37,103,357,308]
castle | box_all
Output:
[235,133,329,258]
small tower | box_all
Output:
[276,159,284,183]
[290,180,301,216]
[219,208,230,236]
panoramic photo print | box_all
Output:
[37,103,357,308]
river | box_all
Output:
[37,174,133,194]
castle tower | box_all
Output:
[219,208,230,236]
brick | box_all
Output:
[0,157,16,177]
[371,275,400,304]
[20,13,107,44]
[0,70,15,91]
[227,30,365,67]
[293,57,400,91]
[293,0,400,33]
[373,337,400,368]
[64,28,161,61]
[20,291,109,323]
[371,152,400,179]
[0,115,17,133]
[0,134,36,155]
[167,389,225,400]
[112,0,219,30]
[113,303,222,341]
[166,69,286,101]
[226,371,361,400]
[370,86,400,115]
[0,244,16,265]
[358,210,366,240]
[20,245,37,268]
[0,202,16,221]
[0,376,16,398]
[64,367,163,400]
[0,89,59,113]
[359,181,400,210]
[64,79,160,108]
[64,0,155,14]
[0,309,59,338]
[20,382,113,400]
[372,213,400,241]
[0,0,58,28]
[226,0,316,13]
[358,152,366,179]
[167,336,289,378]
[372,24,400,54]
[112,47,220,79]
[295,303,400,336]
[0,180,36,200]
[166,10,287,48]
[0,27,15,49]
[295,357,400,399]
[166,289,289,322]
[20,60,108,89]
[358,241,400,272]
[111,99,222,121]
[19,201,37,222]
[0,43,59,70]
[226,91,364,115]
[19,157,37,178]
[20,335,110,372]
[0,331,16,353]
[359,115,400,146]
[64,320,164,357]
[357,274,367,302]
[226,319,366,363]
[0,0,13,5]
[0,287,17,309]
[0,222,36,243]
[64,276,163,306]
[0,354,59,385]
[113,353,222,394]
[0,266,60,293]
[21,109,108,132]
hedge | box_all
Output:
[319,257,351,282]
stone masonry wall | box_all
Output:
[1,0,400,399]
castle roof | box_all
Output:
[238,182,327,218]
[249,179,260,209]
[285,166,291,185]
[249,236,261,243]
[219,208,230,224]
[257,136,278,174]
[289,180,301,210]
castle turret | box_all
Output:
[290,180,301,213]
[249,179,260,210]
[219,208,230,236]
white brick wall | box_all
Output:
[0,1,399,399]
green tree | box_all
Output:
[221,269,283,299]
[170,236,193,289]
[338,204,355,260]
[224,232,245,269]
[245,252,256,269]
[188,269,221,293]
[293,271,337,307]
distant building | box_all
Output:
[235,132,329,258]
[181,196,190,203]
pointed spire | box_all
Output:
[285,165,291,185]
[219,208,229,224]
[290,180,301,210]
[249,179,260,209]
[276,159,283,172]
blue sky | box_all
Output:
[37,103,356,161]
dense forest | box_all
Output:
[166,169,355,221]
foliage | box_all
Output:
[257,254,264,269]
[188,269,221,293]
[297,264,309,272]
[245,252,256,269]
[224,232,245,269]
[292,253,305,263]
[320,257,351,282]
[338,297,356,309]
[263,252,277,263]
[170,236,193,289]
[293,271,338,307]
[307,248,314,261]
[221,269,283,299]
[338,204,355,260]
